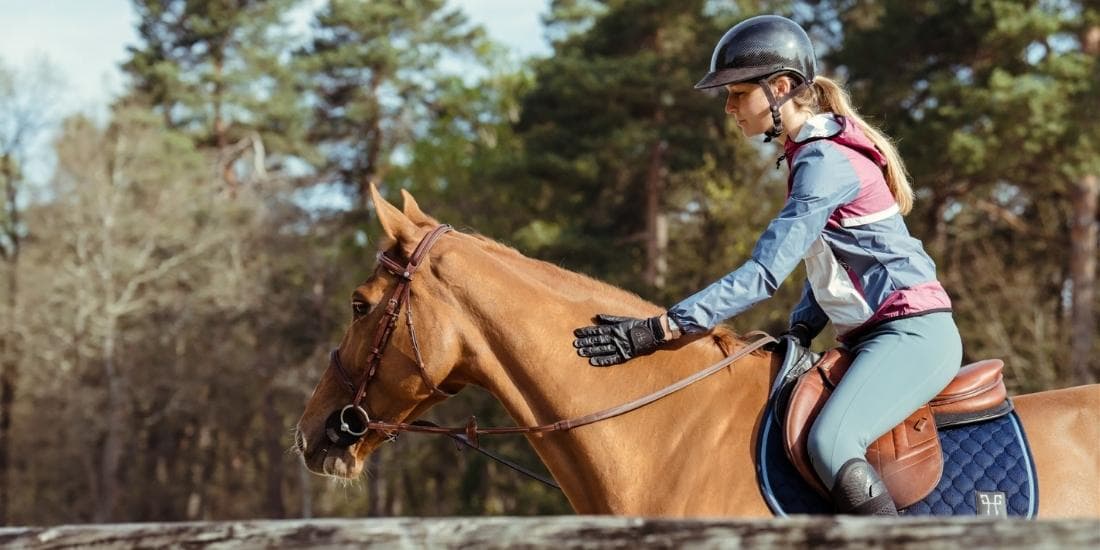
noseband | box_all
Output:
[326,224,454,446]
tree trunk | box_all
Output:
[361,76,383,208]
[1069,174,1098,384]
[298,464,313,519]
[0,152,21,525]
[0,342,12,525]
[367,452,384,516]
[262,388,286,519]
[213,51,240,195]
[95,321,125,523]
[186,424,216,520]
[643,127,668,291]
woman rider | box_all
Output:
[572,15,961,516]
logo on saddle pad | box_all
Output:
[976,491,1008,517]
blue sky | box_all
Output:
[0,0,552,116]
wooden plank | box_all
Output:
[1,516,1098,549]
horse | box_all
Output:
[295,186,1100,517]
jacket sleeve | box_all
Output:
[667,142,861,333]
[789,279,829,339]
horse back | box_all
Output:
[1012,384,1100,518]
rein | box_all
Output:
[324,223,777,489]
[357,332,775,443]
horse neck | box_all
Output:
[449,241,776,514]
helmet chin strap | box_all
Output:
[757,77,811,142]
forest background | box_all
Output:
[0,0,1096,524]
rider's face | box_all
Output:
[724,82,774,137]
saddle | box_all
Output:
[782,347,1013,509]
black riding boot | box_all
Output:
[831,458,899,516]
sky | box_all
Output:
[0,0,552,116]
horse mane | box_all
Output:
[465,232,746,355]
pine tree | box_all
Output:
[296,0,489,207]
[121,0,308,192]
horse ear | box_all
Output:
[369,183,418,248]
[400,189,440,227]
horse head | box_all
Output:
[295,185,473,478]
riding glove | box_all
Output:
[780,322,813,348]
[573,314,668,366]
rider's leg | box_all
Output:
[807,311,962,515]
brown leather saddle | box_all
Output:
[783,348,1012,509]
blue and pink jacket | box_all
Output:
[667,113,952,342]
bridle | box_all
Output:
[326,224,455,447]
[322,223,776,488]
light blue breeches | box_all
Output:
[808,312,962,490]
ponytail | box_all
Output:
[791,76,914,215]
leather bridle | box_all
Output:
[322,224,776,487]
[326,224,454,446]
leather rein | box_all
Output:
[325,224,776,489]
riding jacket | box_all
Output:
[667,113,952,342]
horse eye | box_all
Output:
[352,301,370,319]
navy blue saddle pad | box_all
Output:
[756,400,1039,517]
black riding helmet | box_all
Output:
[695,15,817,141]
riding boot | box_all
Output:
[831,458,899,516]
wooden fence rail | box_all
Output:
[2,516,1098,549]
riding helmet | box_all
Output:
[695,15,817,90]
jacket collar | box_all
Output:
[783,112,887,168]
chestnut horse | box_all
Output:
[295,187,1100,517]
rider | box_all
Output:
[572,15,962,516]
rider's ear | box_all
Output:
[774,75,791,96]
[369,183,419,253]
[400,189,440,227]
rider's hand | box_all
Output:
[779,322,813,348]
[573,314,669,366]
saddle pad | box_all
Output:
[756,403,1038,517]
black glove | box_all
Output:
[573,314,667,367]
[779,322,813,348]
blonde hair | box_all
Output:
[783,75,914,215]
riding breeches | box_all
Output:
[807,312,962,490]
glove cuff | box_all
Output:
[645,315,667,343]
[785,322,813,347]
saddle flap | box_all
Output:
[782,348,850,498]
[782,348,943,508]
[865,404,942,508]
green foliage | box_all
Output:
[296,0,490,203]
[122,0,313,177]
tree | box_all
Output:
[121,0,309,193]
[812,0,1099,388]
[296,0,489,208]
[37,109,230,521]
[0,57,60,524]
